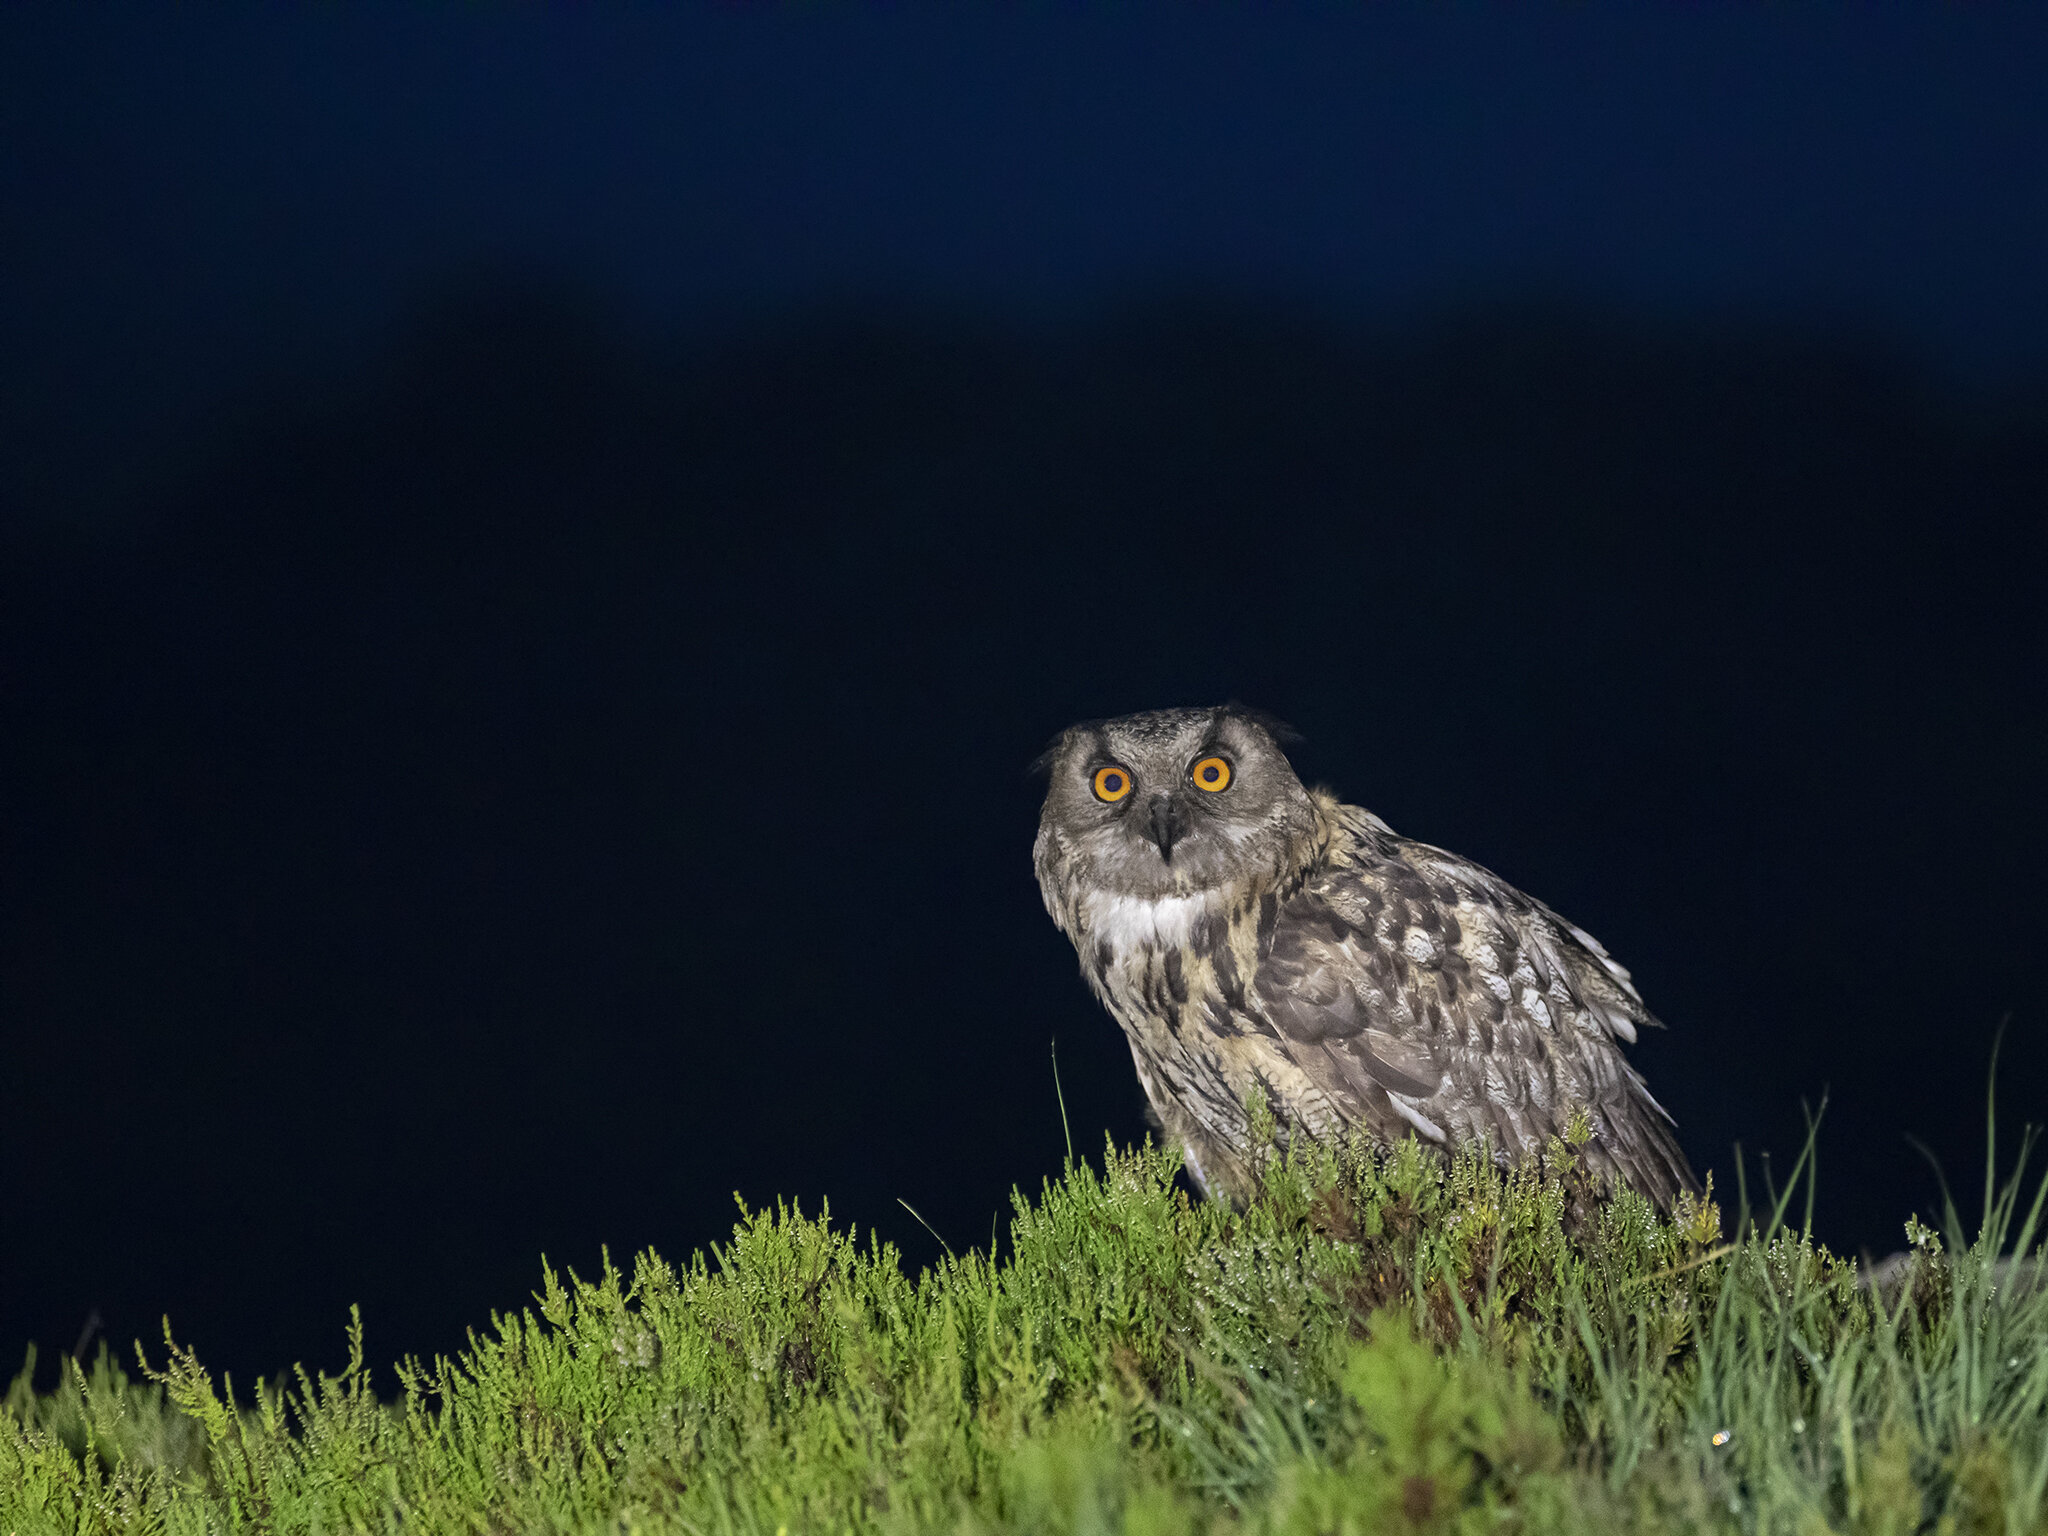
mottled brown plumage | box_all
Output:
[1034,705,1697,1208]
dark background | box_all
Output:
[4,10,2046,1389]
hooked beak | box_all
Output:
[1146,795,1185,861]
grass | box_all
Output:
[5,1098,2047,1535]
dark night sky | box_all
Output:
[4,9,2047,1389]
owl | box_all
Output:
[1033,705,1697,1210]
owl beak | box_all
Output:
[1146,796,1184,861]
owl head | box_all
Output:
[1034,706,1323,902]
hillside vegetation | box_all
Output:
[6,1108,2047,1534]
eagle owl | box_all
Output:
[1033,705,1697,1209]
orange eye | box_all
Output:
[1191,756,1232,792]
[1092,765,1135,803]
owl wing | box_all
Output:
[1250,819,1696,1208]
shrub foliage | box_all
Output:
[6,1113,2047,1534]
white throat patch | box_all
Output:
[1079,889,1221,958]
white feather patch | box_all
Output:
[1080,890,1222,957]
[1569,922,1643,1000]
[1387,1093,1448,1144]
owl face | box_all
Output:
[1036,706,1321,901]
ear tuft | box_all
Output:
[1220,701,1302,745]
[1027,727,1075,777]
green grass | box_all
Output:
[6,1103,2047,1535]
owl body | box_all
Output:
[1034,706,1696,1209]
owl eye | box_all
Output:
[1190,755,1233,792]
[1092,765,1135,803]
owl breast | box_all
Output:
[1073,884,1346,1201]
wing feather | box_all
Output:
[1248,810,1698,1207]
